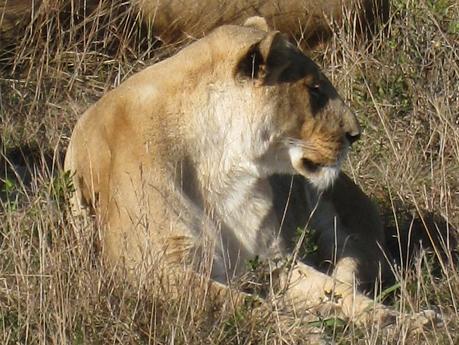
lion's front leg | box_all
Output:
[304,173,390,288]
[278,261,394,325]
[278,261,438,330]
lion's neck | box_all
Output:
[184,82,287,261]
[197,156,286,262]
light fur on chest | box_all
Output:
[188,83,286,264]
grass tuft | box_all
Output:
[1,0,458,343]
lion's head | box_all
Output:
[185,17,361,190]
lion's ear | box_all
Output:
[236,32,311,85]
[243,16,269,32]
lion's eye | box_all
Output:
[308,84,321,99]
[307,83,328,112]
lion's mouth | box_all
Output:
[301,158,321,173]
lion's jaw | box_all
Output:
[196,82,352,192]
[287,145,346,190]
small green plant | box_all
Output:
[308,316,349,342]
[2,177,16,194]
[377,282,401,303]
[46,170,75,209]
[308,316,346,329]
[72,327,85,345]
[448,20,459,34]
[1,177,19,212]
[295,226,319,259]
[246,255,261,271]
[427,0,453,17]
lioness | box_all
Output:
[1,0,387,49]
[65,17,435,328]
[135,0,389,45]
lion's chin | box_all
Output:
[305,166,340,190]
[288,147,341,190]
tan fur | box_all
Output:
[1,0,388,48]
[65,18,436,328]
[0,0,40,42]
[135,0,389,45]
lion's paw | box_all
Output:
[360,306,442,333]
[404,309,442,332]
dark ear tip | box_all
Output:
[235,28,311,84]
[235,45,264,80]
[235,32,283,81]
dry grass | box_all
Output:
[1,0,458,344]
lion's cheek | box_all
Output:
[288,146,309,176]
[288,146,340,190]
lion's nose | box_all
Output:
[342,107,361,146]
[346,130,361,146]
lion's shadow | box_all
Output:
[384,208,458,277]
[0,142,61,203]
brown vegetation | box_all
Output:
[135,0,389,46]
[1,0,458,344]
[1,0,388,48]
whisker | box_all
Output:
[283,137,318,151]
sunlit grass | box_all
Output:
[1,0,458,343]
